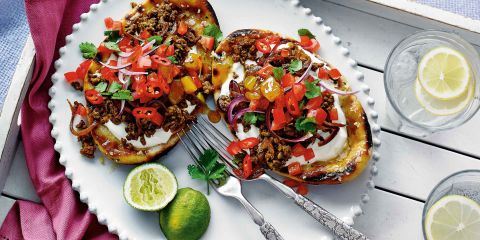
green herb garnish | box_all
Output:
[203,24,223,47]
[104,42,120,51]
[273,67,284,80]
[295,116,317,133]
[111,89,133,101]
[305,78,321,99]
[79,42,97,59]
[104,30,121,42]
[298,28,316,39]
[147,36,163,45]
[167,56,178,64]
[108,82,123,94]
[288,59,303,73]
[94,82,108,93]
[243,112,265,125]
[188,149,226,194]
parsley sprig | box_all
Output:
[188,149,226,194]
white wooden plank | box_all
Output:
[354,189,424,240]
[362,65,480,158]
[0,196,15,227]
[3,142,40,203]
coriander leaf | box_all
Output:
[167,56,178,64]
[111,90,133,101]
[104,30,121,42]
[273,67,284,80]
[298,28,316,39]
[94,82,108,93]
[243,112,265,125]
[108,82,122,93]
[288,59,303,73]
[199,149,219,172]
[209,164,227,179]
[257,114,265,122]
[79,42,97,59]
[104,42,120,51]
[188,165,207,180]
[295,116,317,133]
[304,79,321,99]
[147,36,163,45]
[203,24,223,47]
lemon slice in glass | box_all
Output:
[424,195,480,240]
[418,46,471,99]
[415,78,473,116]
[124,163,177,211]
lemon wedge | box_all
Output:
[424,195,480,240]
[415,78,473,116]
[418,47,471,99]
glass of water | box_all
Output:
[384,30,480,137]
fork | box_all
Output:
[193,116,369,240]
[178,129,284,240]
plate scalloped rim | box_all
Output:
[47,0,381,239]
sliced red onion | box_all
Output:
[265,104,314,143]
[99,60,132,70]
[227,96,248,124]
[118,39,157,58]
[319,81,359,95]
[231,108,264,127]
[141,45,159,56]
[120,69,148,75]
[284,61,313,91]
[118,100,126,116]
[118,71,126,84]
[323,121,346,128]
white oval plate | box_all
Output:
[48,0,381,239]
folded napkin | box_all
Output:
[0,0,116,239]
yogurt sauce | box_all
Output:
[104,100,196,148]
[236,124,261,140]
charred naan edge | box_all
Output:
[86,0,218,165]
[213,29,372,184]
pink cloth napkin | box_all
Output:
[0,0,117,239]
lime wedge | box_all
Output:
[424,195,480,240]
[124,163,177,211]
[415,78,473,116]
[418,47,471,99]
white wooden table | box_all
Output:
[2,1,480,239]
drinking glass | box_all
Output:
[384,30,480,137]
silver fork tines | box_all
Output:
[178,130,284,240]
[191,116,370,240]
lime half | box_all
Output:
[124,163,178,211]
[415,78,473,116]
[418,47,471,99]
[424,195,480,240]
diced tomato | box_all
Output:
[166,45,175,57]
[238,137,260,149]
[118,37,132,52]
[97,43,113,55]
[303,39,320,52]
[272,108,286,128]
[249,98,270,111]
[305,96,323,110]
[318,68,329,80]
[85,89,104,105]
[296,184,309,196]
[315,108,327,126]
[111,21,122,31]
[283,179,300,188]
[132,107,164,126]
[155,44,168,57]
[292,143,306,157]
[127,45,143,63]
[64,71,78,83]
[188,70,203,88]
[171,65,181,78]
[300,36,311,47]
[274,95,286,110]
[151,55,171,66]
[280,49,289,58]
[264,35,281,45]
[227,141,242,156]
[100,67,118,83]
[104,17,114,29]
[329,108,338,121]
[132,75,146,90]
[139,30,151,40]
[328,68,342,80]
[75,60,91,81]
[177,21,188,35]
[281,73,295,88]
[199,36,214,51]
[243,154,253,179]
[133,83,152,104]
[286,93,301,116]
[304,148,315,161]
[255,38,271,54]
[292,83,306,101]
[257,64,273,79]
[288,162,303,176]
[76,104,88,117]
[138,56,152,68]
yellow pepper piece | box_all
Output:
[212,57,233,88]
[244,75,257,91]
[181,76,198,94]
[196,92,206,103]
[184,53,203,72]
[260,77,282,102]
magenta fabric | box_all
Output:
[0,0,117,239]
